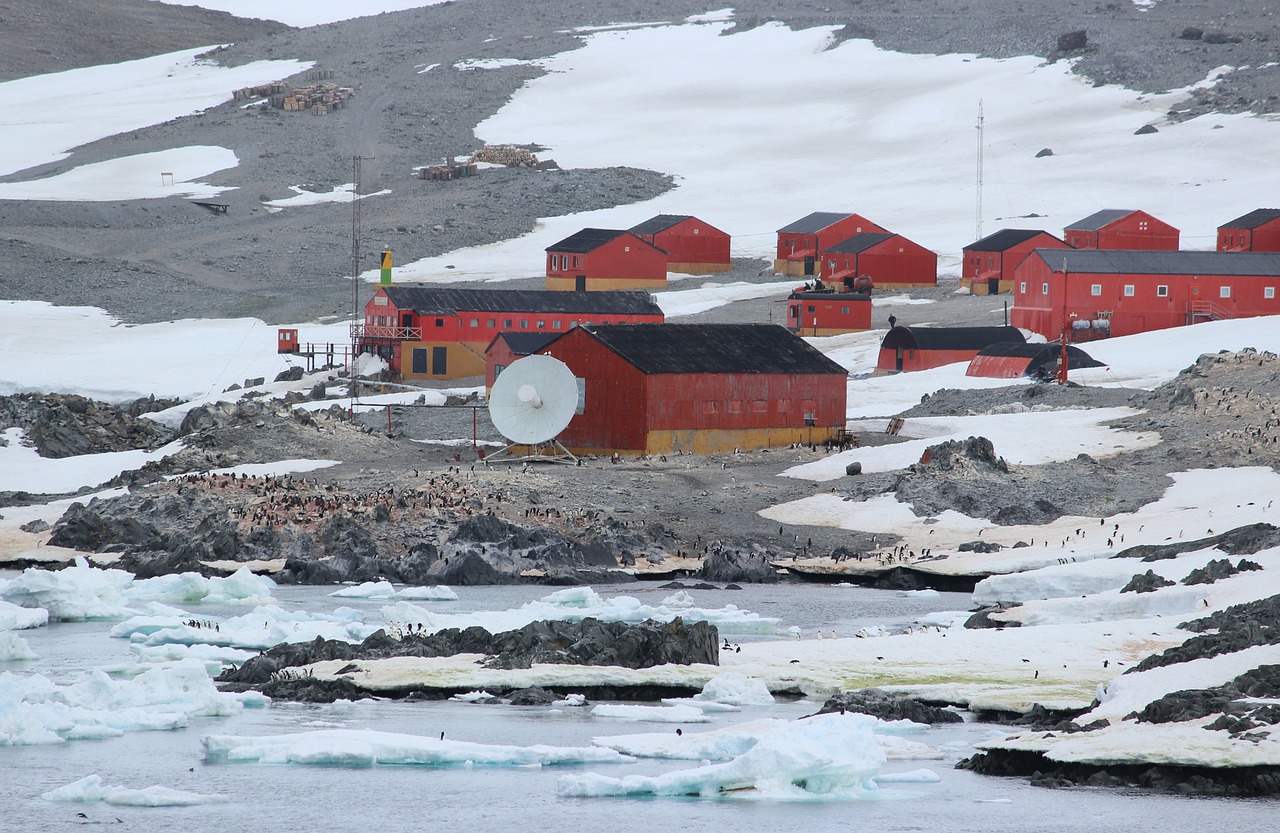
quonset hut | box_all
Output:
[536,323,849,455]
[966,343,1105,379]
[876,326,1026,373]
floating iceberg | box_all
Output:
[694,672,775,706]
[330,580,457,601]
[590,704,712,724]
[383,586,780,636]
[202,728,635,767]
[111,604,381,651]
[0,599,49,631]
[559,713,886,799]
[41,774,229,806]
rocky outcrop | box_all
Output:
[698,546,780,583]
[1120,570,1175,594]
[812,689,963,724]
[1183,558,1262,586]
[0,392,177,459]
[1117,523,1280,562]
[1132,596,1280,673]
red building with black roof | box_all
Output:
[876,326,1026,373]
[484,331,559,391]
[628,214,732,274]
[786,290,872,336]
[536,323,848,455]
[962,228,1070,295]
[1218,209,1280,252]
[545,228,668,291]
[774,212,887,277]
[1011,249,1280,340]
[358,286,663,380]
[819,232,937,288]
[1064,209,1179,251]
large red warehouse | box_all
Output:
[629,214,732,274]
[820,232,937,289]
[876,326,1026,373]
[1218,209,1280,252]
[545,228,668,291]
[1064,209,1179,251]
[537,323,849,455]
[961,228,1070,295]
[774,212,887,277]
[357,287,663,381]
[1010,249,1280,340]
[786,290,872,336]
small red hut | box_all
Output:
[786,290,872,336]
[1218,209,1280,252]
[545,228,668,291]
[961,229,1070,295]
[774,212,887,277]
[1064,209,1179,251]
[629,214,731,274]
[820,232,936,288]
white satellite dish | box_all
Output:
[485,354,580,464]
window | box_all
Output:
[841,306,849,315]
[548,255,555,270]
[504,319,513,328]
[487,319,496,328]
[789,306,798,318]
[828,260,836,271]
[807,305,815,313]
[552,320,563,329]
[1123,285,1135,297]
[493,364,505,378]
[702,401,718,415]
[536,320,546,329]
[1042,283,1049,294]
[1020,282,1027,293]
[373,296,388,306]
[1157,285,1168,297]
[469,318,479,328]
[435,318,445,327]
[572,256,579,268]
[561,255,568,270]
[1090,284,1102,296]
[1266,287,1276,300]
[624,246,630,252]
[520,319,529,329]
[1220,286,1232,299]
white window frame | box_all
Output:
[1019,282,1027,293]
[1156,285,1169,297]
[1041,283,1049,294]
[1090,284,1102,296]
[1266,287,1276,300]
[1123,285,1135,297]
[1220,285,1232,299]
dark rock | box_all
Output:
[1135,124,1159,135]
[965,604,1021,629]
[958,540,1002,553]
[845,461,863,476]
[505,685,557,705]
[274,366,305,383]
[1035,148,1054,157]
[1179,27,1204,41]
[813,689,963,724]
[259,675,372,703]
[1134,596,1280,672]
[698,547,780,583]
[1202,32,1243,45]
[47,502,165,552]
[19,518,50,533]
[916,436,1007,473]
[1056,30,1087,52]
[1119,524,1280,561]
[1182,558,1262,586]
[1119,569,1175,594]
[432,551,508,585]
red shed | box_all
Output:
[545,228,668,291]
[1010,249,1280,340]
[786,290,872,336]
[961,228,1070,295]
[966,343,1104,379]
[774,212,887,277]
[1218,208,1280,252]
[537,323,848,455]
[484,331,559,391]
[820,232,937,288]
[629,214,732,274]
[357,287,663,381]
[876,326,1026,373]
[1064,209,1179,251]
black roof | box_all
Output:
[546,228,630,253]
[965,228,1058,252]
[629,214,693,235]
[1065,209,1137,231]
[777,212,852,234]
[1221,208,1280,230]
[788,291,872,301]
[1027,248,1280,276]
[881,326,1026,352]
[380,287,662,316]
[824,232,895,254]
[487,331,559,356]
[971,343,1104,374]
[570,323,847,375]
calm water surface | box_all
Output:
[3,581,1275,832]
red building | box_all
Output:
[962,229,1070,295]
[820,232,937,288]
[1064,209,1179,251]
[876,326,1026,373]
[774,212,887,277]
[536,323,848,455]
[1218,208,1280,252]
[545,228,668,291]
[629,214,732,274]
[786,290,872,336]
[484,331,558,391]
[966,343,1104,379]
[357,287,663,381]
[1010,249,1280,340]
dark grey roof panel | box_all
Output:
[965,228,1059,252]
[788,291,872,301]
[629,214,693,235]
[1028,249,1280,276]
[381,287,663,316]
[1065,209,1135,231]
[1221,208,1280,230]
[881,326,1026,352]
[581,323,847,375]
[490,331,560,356]
[777,212,852,234]
[824,232,895,254]
[546,228,629,253]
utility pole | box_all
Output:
[1057,259,1071,385]
[975,100,985,242]
[349,155,372,409]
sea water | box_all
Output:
[2,581,1274,832]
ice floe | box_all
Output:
[41,774,229,806]
[330,580,458,601]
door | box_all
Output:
[411,348,427,374]
[803,255,815,276]
[575,275,586,292]
[432,346,447,376]
[895,346,904,372]
[400,313,412,329]
[987,277,999,295]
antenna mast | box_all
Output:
[975,100,985,241]
[349,155,369,408]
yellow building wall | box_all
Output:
[545,276,668,291]
[397,341,487,380]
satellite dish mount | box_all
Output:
[484,355,580,465]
